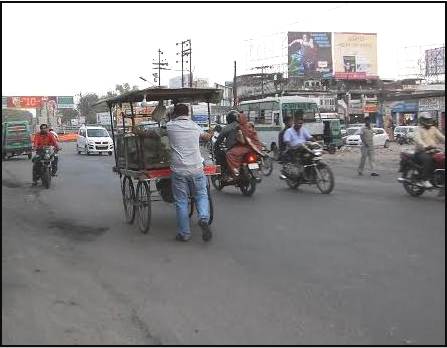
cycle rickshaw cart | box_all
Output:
[95,88,222,234]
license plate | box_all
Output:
[248,163,259,169]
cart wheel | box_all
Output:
[122,176,136,224]
[136,180,151,233]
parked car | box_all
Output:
[342,126,361,144]
[340,125,347,137]
[76,125,114,155]
[346,128,390,148]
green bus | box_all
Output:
[239,96,324,151]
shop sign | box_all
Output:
[418,97,445,111]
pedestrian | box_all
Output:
[358,117,379,176]
[166,103,214,242]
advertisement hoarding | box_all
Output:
[3,96,75,109]
[288,32,332,79]
[7,96,43,108]
[333,33,378,79]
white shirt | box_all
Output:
[166,116,205,175]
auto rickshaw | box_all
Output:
[322,118,343,154]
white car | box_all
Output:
[76,125,114,155]
[346,127,390,148]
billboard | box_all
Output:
[288,32,332,79]
[425,47,445,77]
[333,33,378,79]
[3,96,74,109]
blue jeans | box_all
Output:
[171,171,209,236]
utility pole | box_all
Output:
[152,49,169,87]
[252,65,273,99]
[233,61,237,107]
[176,39,191,87]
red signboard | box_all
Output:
[334,72,367,80]
[7,96,43,108]
[364,104,378,113]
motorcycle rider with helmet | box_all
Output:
[213,110,240,177]
[32,123,60,185]
[413,112,445,188]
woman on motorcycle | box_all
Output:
[226,113,263,177]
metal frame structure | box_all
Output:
[93,87,223,234]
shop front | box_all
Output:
[418,96,445,133]
[390,100,419,126]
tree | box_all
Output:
[59,108,79,125]
[114,83,139,95]
[77,93,100,124]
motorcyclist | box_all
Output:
[49,128,60,175]
[278,116,293,162]
[32,124,60,185]
[213,110,240,169]
[413,112,445,188]
[49,128,59,141]
[280,112,314,179]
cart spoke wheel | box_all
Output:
[122,176,136,224]
[136,181,151,233]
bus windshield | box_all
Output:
[281,102,319,122]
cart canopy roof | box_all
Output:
[94,87,223,107]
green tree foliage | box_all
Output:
[59,108,79,125]
[77,93,101,124]
[77,83,139,124]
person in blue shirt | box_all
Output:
[280,112,314,180]
[283,112,314,148]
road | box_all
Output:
[2,142,445,345]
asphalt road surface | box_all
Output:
[2,142,445,345]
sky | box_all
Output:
[2,3,445,97]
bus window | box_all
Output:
[239,104,249,114]
[248,103,260,123]
[258,102,273,125]
[282,102,318,122]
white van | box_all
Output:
[76,125,114,155]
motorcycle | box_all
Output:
[258,144,274,176]
[33,146,56,189]
[211,144,262,196]
[280,142,335,194]
[397,147,445,197]
[396,133,414,145]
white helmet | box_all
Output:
[419,112,434,126]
